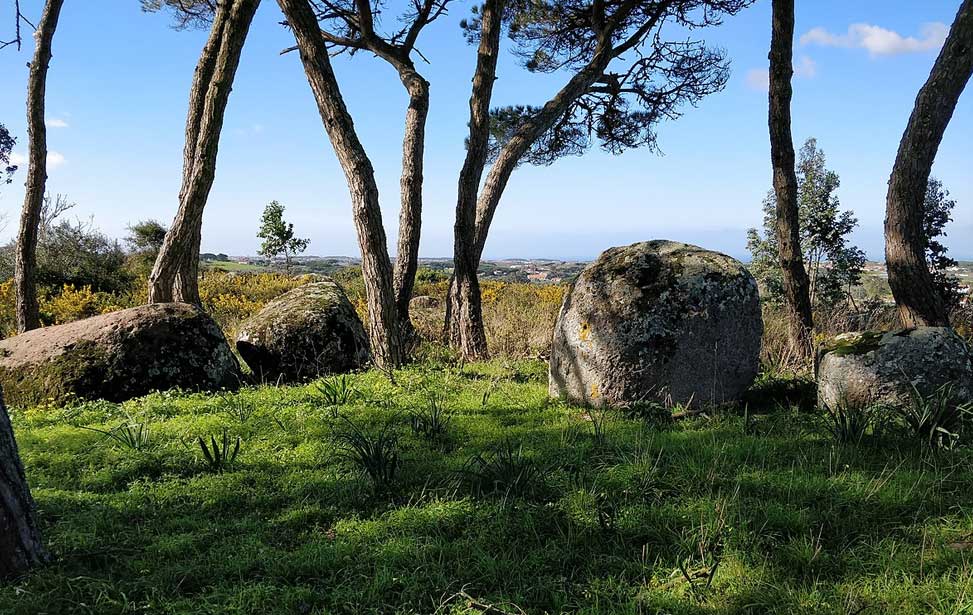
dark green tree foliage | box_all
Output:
[0,123,15,187]
[483,0,746,166]
[257,201,310,272]
[125,219,169,277]
[140,0,218,28]
[923,177,962,311]
[747,138,865,308]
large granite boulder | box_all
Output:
[818,327,973,410]
[235,279,369,381]
[0,303,240,407]
[549,240,762,408]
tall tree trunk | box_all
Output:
[14,0,64,333]
[0,389,48,580]
[148,0,261,305]
[885,0,972,328]
[449,0,505,360]
[768,0,813,358]
[392,71,429,341]
[449,4,660,352]
[279,0,404,369]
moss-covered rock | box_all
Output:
[817,327,973,411]
[235,279,369,382]
[549,240,762,408]
[0,303,240,407]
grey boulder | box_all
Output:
[817,327,973,410]
[0,303,240,406]
[550,240,762,408]
[235,279,369,382]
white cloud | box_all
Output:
[744,56,816,92]
[745,68,769,91]
[48,151,65,169]
[8,150,66,169]
[800,22,948,57]
[794,55,817,78]
[46,118,69,128]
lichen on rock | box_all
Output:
[0,303,241,407]
[549,240,763,408]
[235,278,370,382]
[817,327,973,411]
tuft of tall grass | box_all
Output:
[333,415,400,492]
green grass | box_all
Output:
[201,260,270,273]
[5,359,973,614]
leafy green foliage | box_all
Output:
[197,428,242,472]
[473,1,752,165]
[822,400,876,445]
[256,201,309,273]
[124,218,168,277]
[333,414,400,492]
[408,391,453,442]
[460,439,547,499]
[923,177,963,312]
[314,375,357,415]
[747,138,866,308]
[902,383,971,450]
[0,122,16,188]
[81,416,153,451]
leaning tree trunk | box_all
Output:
[279,0,404,370]
[392,71,430,342]
[148,0,261,305]
[768,0,814,358]
[885,0,972,328]
[448,0,505,360]
[0,389,48,580]
[14,0,64,333]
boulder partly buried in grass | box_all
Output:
[817,327,973,411]
[549,240,762,408]
[0,303,240,407]
[235,279,369,382]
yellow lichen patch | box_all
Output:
[579,321,591,342]
[589,382,600,399]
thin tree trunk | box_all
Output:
[279,0,404,369]
[392,71,430,341]
[14,0,64,333]
[448,0,505,360]
[148,0,261,305]
[885,0,972,328]
[768,0,813,357]
[0,389,48,580]
[448,4,663,353]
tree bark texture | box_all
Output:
[768,0,814,358]
[449,1,652,358]
[0,389,48,580]
[392,71,430,340]
[449,0,505,360]
[148,0,261,305]
[885,0,972,328]
[279,0,404,369]
[14,0,64,333]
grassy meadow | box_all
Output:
[5,357,973,614]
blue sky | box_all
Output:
[0,0,970,261]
